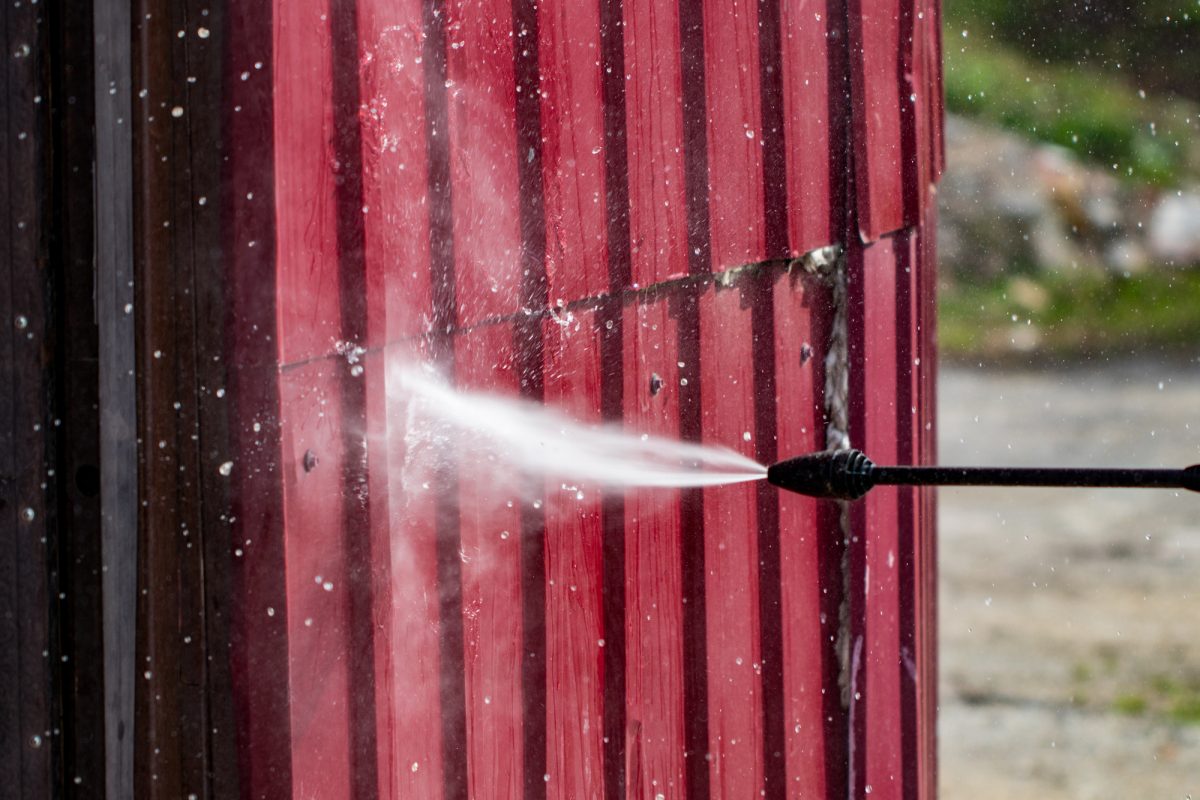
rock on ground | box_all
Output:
[939,115,1200,278]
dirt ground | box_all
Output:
[938,357,1200,799]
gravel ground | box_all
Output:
[938,358,1200,799]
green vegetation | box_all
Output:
[939,270,1200,361]
[943,0,1200,103]
[1069,655,1200,725]
[943,44,1195,184]
[1112,694,1148,716]
[943,21,1199,184]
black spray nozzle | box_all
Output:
[768,448,1200,501]
[766,449,877,500]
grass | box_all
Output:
[939,269,1200,362]
[1071,657,1200,725]
[942,25,1199,184]
[1113,694,1148,716]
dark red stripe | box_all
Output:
[421,1,468,797]
[828,0,853,241]
[897,0,921,226]
[758,0,789,260]
[679,0,711,279]
[750,271,788,797]
[674,290,709,800]
[329,1,380,797]
[515,319,548,800]
[601,0,632,294]
[678,2,712,796]
[511,0,549,795]
[813,305,849,800]
[598,300,627,800]
[599,0,630,795]
[845,242,868,800]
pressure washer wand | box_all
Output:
[766,449,1200,501]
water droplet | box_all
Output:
[197,27,210,38]
[30,735,42,748]
[14,315,28,330]
[171,106,184,118]
[322,581,334,592]
[21,507,36,522]
[218,461,234,476]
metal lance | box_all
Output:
[767,449,1200,501]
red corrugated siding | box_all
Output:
[225,0,943,798]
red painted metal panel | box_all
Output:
[378,346,448,800]
[780,0,841,254]
[624,0,689,288]
[703,0,765,270]
[699,284,764,795]
[772,272,840,798]
[358,1,434,343]
[541,311,608,797]
[539,0,610,304]
[219,1,947,798]
[277,363,355,798]
[850,238,904,799]
[927,0,947,180]
[274,0,343,364]
[444,0,523,326]
[454,326,527,797]
[849,0,908,241]
[621,297,687,796]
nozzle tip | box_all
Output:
[767,449,876,500]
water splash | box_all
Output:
[395,366,766,489]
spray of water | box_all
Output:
[395,366,767,489]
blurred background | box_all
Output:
[936,1,1200,796]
